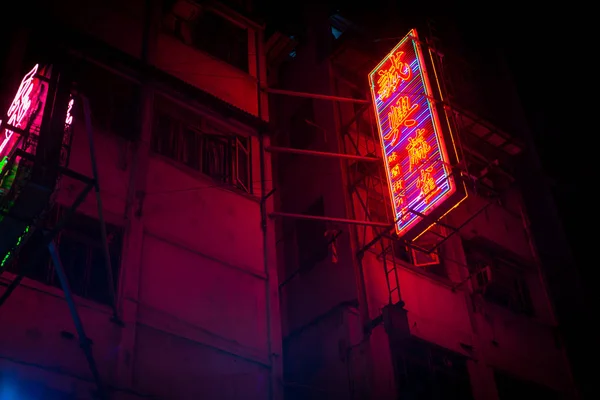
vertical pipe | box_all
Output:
[255,29,277,400]
[48,241,106,398]
[82,96,119,323]
[114,0,156,388]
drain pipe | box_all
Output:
[255,30,279,400]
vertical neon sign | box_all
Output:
[1,63,74,267]
[369,29,462,238]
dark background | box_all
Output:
[478,11,589,295]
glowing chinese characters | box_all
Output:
[0,64,39,157]
[369,29,459,238]
[385,96,419,146]
[65,97,74,127]
[406,129,431,171]
[376,51,412,101]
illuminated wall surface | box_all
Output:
[369,29,457,238]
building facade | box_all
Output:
[0,1,282,399]
[269,5,578,400]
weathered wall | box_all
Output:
[0,1,281,398]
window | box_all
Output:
[192,11,249,72]
[464,239,534,316]
[151,109,252,193]
[396,339,473,400]
[163,2,249,72]
[295,196,329,273]
[73,61,140,141]
[5,206,122,306]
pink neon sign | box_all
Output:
[0,64,41,158]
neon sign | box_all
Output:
[0,64,73,189]
[1,63,74,268]
[369,29,464,239]
[0,64,41,160]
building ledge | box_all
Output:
[32,21,270,133]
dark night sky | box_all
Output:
[471,12,588,280]
[452,9,592,312]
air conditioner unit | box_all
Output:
[472,265,492,293]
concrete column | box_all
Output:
[262,135,284,400]
[114,0,159,394]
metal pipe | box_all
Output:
[48,241,106,399]
[256,30,278,400]
[356,223,396,259]
[264,87,370,104]
[265,146,380,162]
[270,211,391,228]
[82,96,120,324]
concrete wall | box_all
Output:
[283,305,361,400]
[49,0,266,118]
[0,1,282,398]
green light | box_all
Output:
[0,226,30,268]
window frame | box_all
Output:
[150,107,253,195]
[464,239,535,316]
[3,205,123,306]
[163,2,251,72]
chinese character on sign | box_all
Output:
[391,178,404,193]
[417,166,438,203]
[394,193,405,208]
[376,51,412,101]
[387,151,398,164]
[391,164,401,178]
[406,128,431,171]
[65,98,74,127]
[385,96,419,146]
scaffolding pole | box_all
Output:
[269,211,391,228]
[82,96,121,325]
[265,146,380,162]
[264,87,370,104]
[48,241,106,399]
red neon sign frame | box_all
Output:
[369,29,464,239]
